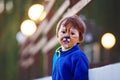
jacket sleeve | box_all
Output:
[74,57,89,80]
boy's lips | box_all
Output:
[63,40,69,44]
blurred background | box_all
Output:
[0,0,120,80]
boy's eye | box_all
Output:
[61,31,66,34]
[71,32,75,35]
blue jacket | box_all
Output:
[52,44,89,80]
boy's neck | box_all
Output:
[61,46,72,51]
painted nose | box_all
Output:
[62,36,70,41]
[64,36,70,39]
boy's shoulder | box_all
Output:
[70,48,83,57]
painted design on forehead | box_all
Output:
[61,24,66,30]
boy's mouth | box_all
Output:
[61,36,70,44]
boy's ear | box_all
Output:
[79,34,83,43]
[77,41,80,44]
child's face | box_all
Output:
[57,22,80,49]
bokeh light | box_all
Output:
[101,33,116,49]
[20,20,37,37]
[28,4,44,21]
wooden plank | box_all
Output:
[63,0,91,18]
[42,36,58,53]
[43,0,70,35]
[30,37,47,55]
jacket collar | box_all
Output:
[56,44,80,57]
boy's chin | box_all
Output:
[62,44,73,50]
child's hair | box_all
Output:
[56,15,86,43]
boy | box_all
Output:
[52,15,89,80]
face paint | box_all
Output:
[61,36,70,49]
[57,22,80,50]
[62,36,70,42]
[62,25,66,30]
